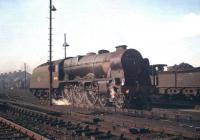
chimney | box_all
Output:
[115,45,127,51]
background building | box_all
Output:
[0,70,30,90]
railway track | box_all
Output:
[0,89,200,139]
[0,100,126,140]
[1,98,200,140]
[65,106,200,139]
[0,116,48,140]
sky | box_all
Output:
[0,0,200,73]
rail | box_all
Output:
[0,116,49,140]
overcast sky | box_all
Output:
[0,0,200,73]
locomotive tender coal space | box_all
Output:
[150,65,200,104]
[30,45,151,109]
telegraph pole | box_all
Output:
[24,63,26,89]
[49,0,56,106]
[63,33,69,59]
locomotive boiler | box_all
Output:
[30,45,152,109]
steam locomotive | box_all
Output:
[30,45,152,109]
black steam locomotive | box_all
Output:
[30,45,152,108]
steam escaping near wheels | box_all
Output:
[52,98,71,105]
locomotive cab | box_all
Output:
[30,59,65,99]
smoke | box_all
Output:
[52,98,71,105]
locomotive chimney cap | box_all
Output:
[115,45,127,51]
[98,49,110,54]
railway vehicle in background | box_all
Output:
[30,45,152,109]
[151,64,200,104]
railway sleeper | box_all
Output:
[0,135,28,139]
[129,127,150,134]
[59,121,73,127]
[82,130,103,137]
[0,128,13,132]
[0,131,20,136]
[56,119,65,126]
[73,128,91,135]
[90,134,113,140]
[66,126,80,130]
[50,118,66,127]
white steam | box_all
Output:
[52,98,71,105]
